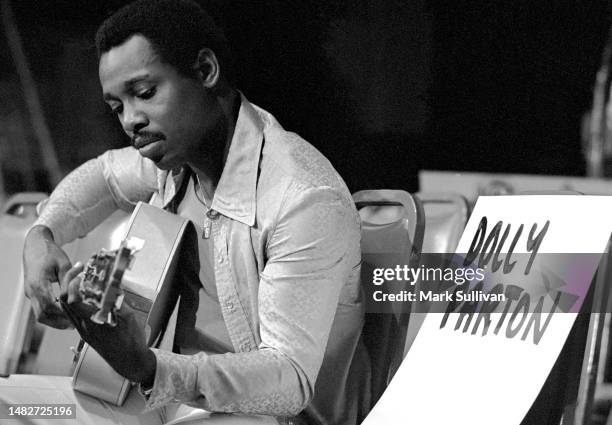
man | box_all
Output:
[20,1,368,424]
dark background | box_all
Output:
[1,0,610,195]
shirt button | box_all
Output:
[226,300,234,310]
[218,256,224,263]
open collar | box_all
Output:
[161,94,264,227]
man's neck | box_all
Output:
[189,87,240,204]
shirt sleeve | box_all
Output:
[145,182,361,416]
[34,147,158,245]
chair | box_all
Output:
[0,192,47,375]
[353,189,424,409]
[415,192,469,254]
[400,193,470,354]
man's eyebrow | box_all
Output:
[102,74,151,101]
[124,74,151,89]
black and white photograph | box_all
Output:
[2,1,612,424]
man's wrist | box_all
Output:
[139,349,157,388]
[26,224,55,242]
[137,350,156,400]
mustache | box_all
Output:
[131,131,165,147]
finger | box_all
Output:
[29,280,73,329]
[62,269,97,323]
[67,300,97,320]
[66,270,84,305]
[59,297,96,330]
[34,298,74,329]
[60,299,87,336]
[56,253,72,282]
[63,284,97,322]
[40,310,74,329]
[62,262,83,292]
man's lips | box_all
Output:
[132,135,163,149]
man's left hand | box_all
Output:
[60,264,156,386]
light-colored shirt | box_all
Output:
[36,95,367,424]
[175,175,233,355]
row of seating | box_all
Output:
[0,190,472,414]
[0,192,47,376]
[354,190,469,409]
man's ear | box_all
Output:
[194,48,220,88]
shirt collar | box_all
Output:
[162,93,264,227]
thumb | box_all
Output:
[62,262,84,302]
[56,252,72,282]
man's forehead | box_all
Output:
[99,35,160,87]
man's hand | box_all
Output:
[23,225,73,329]
[60,264,156,385]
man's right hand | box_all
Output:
[23,225,74,329]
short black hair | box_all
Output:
[95,0,233,81]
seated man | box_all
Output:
[18,1,367,424]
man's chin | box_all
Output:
[136,149,183,170]
[151,155,181,171]
[153,159,172,170]
[137,151,167,168]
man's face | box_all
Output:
[99,35,219,170]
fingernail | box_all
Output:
[74,262,83,268]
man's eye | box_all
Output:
[110,104,123,115]
[137,88,156,100]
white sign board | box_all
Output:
[363,195,612,425]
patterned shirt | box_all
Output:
[36,95,367,424]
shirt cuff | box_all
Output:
[138,382,153,400]
[144,348,202,410]
[33,200,67,245]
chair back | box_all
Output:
[399,192,470,358]
[0,192,47,375]
[353,189,424,408]
[416,192,469,254]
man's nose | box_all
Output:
[121,105,148,134]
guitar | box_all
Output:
[68,202,194,406]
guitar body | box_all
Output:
[71,202,192,405]
[72,342,132,405]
